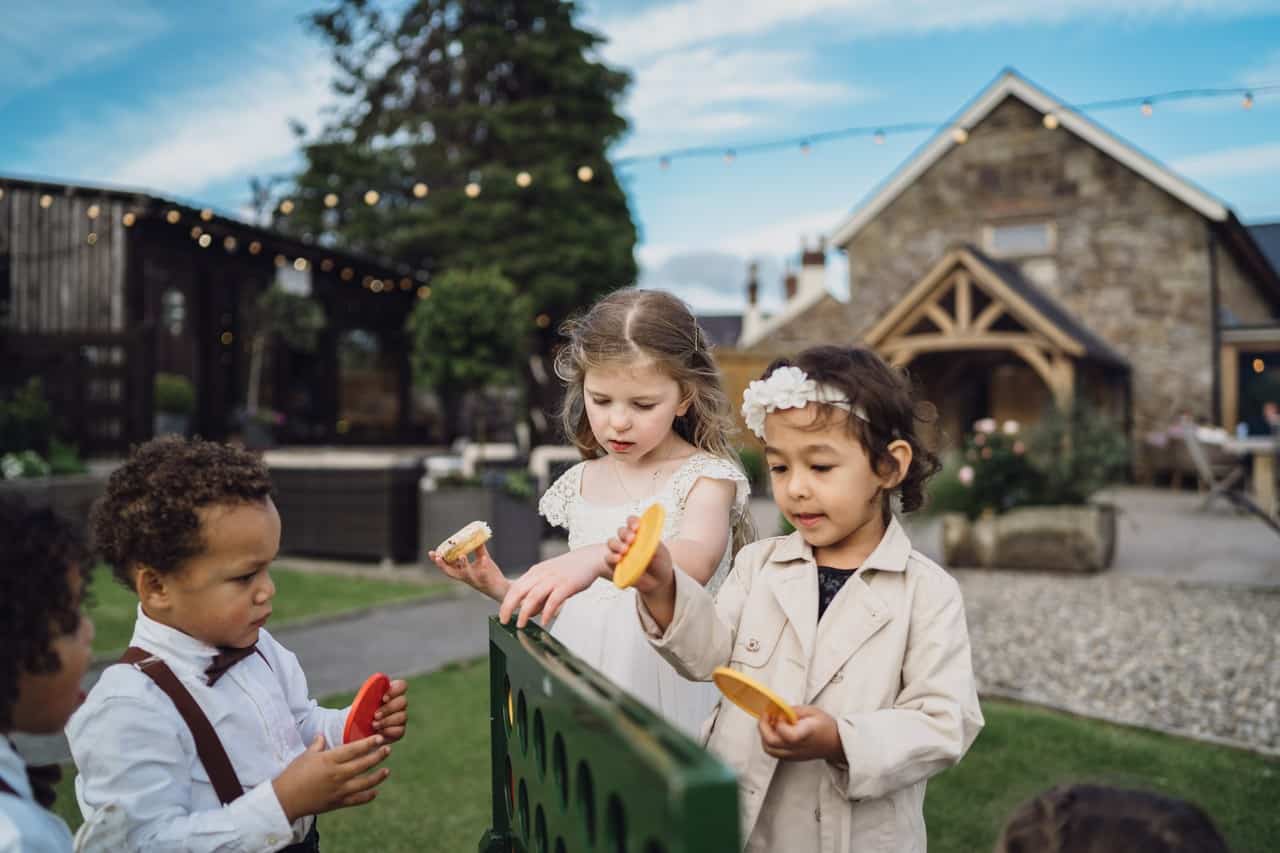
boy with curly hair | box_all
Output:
[0,496,94,853]
[67,437,409,852]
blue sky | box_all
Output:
[3,1,1280,313]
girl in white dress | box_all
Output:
[430,288,752,735]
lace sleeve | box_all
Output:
[672,454,750,516]
[538,462,585,529]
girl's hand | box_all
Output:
[371,679,409,742]
[758,706,844,764]
[606,518,678,627]
[498,545,610,628]
[428,543,510,602]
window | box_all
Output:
[983,221,1056,258]
[0,253,10,327]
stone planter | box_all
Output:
[267,451,424,564]
[0,473,109,531]
[941,504,1117,572]
[420,485,541,574]
[153,412,190,437]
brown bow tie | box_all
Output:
[2,739,61,810]
[205,644,259,686]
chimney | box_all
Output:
[784,270,798,301]
[740,261,763,346]
[798,237,827,302]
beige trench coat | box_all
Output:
[639,517,984,853]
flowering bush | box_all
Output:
[928,405,1128,518]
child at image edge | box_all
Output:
[67,437,408,852]
[508,345,984,853]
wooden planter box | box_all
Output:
[420,486,541,574]
[0,473,108,531]
[268,452,423,564]
[941,504,1117,572]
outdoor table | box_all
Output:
[1223,437,1279,518]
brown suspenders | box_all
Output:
[117,647,246,805]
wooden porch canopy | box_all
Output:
[862,246,1128,406]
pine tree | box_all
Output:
[288,0,638,440]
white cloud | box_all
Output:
[0,3,169,102]
[26,42,336,205]
[595,0,1271,65]
[1171,142,1280,180]
[639,207,850,312]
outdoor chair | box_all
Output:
[1181,430,1280,535]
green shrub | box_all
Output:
[47,438,87,475]
[736,446,766,490]
[154,373,196,416]
[1,450,51,480]
[0,378,54,455]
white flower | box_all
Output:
[973,418,997,434]
[958,465,975,486]
[741,366,865,439]
[1002,419,1020,435]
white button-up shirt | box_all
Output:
[0,737,74,853]
[67,608,349,852]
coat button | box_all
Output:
[831,671,844,683]
[814,806,822,822]
[746,638,760,652]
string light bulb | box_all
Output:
[324,193,339,208]
[535,313,551,328]
[413,182,429,198]
[87,204,100,220]
[515,171,532,187]
[293,257,309,271]
[724,149,736,164]
[799,140,811,156]
[224,236,238,252]
[320,258,334,272]
[1043,112,1060,129]
[39,194,53,209]
[198,234,212,248]
[274,254,287,268]
[873,130,886,145]
[200,209,214,222]
[341,267,354,281]
[1243,91,1254,110]
[190,226,203,239]
[577,165,594,182]
[417,286,431,300]
[951,127,969,144]
[166,209,180,224]
[86,233,98,246]
[1254,358,1266,374]
[1141,100,1153,117]
[248,241,262,255]
[400,277,412,290]
[465,182,482,198]
[279,199,295,215]
[364,189,380,206]
[122,212,136,227]
[659,157,671,170]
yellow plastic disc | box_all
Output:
[612,503,666,589]
[712,666,798,724]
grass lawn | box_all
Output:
[53,661,1279,852]
[87,564,454,656]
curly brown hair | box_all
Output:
[996,784,1229,853]
[0,496,91,730]
[761,346,941,524]
[91,436,273,588]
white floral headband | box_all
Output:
[741,366,869,440]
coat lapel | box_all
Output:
[764,532,817,663]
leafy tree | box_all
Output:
[406,267,528,441]
[285,0,638,439]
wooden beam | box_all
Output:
[955,272,972,330]
[923,302,955,334]
[972,301,1005,333]
[958,248,1086,357]
[881,331,1052,355]
[862,249,966,347]
[1220,344,1239,430]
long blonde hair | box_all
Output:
[555,288,756,554]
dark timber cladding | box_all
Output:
[0,175,419,454]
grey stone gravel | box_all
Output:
[956,570,1280,753]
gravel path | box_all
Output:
[957,570,1280,754]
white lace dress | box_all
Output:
[538,452,749,736]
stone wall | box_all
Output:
[839,96,1238,438]
[1216,239,1275,326]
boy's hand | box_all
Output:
[372,679,408,742]
[428,543,510,601]
[498,545,610,628]
[758,706,844,764]
[273,734,391,822]
[607,517,677,628]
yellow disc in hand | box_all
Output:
[612,503,666,589]
[712,666,798,724]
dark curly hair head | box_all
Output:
[0,496,90,731]
[91,436,273,589]
[996,784,1229,853]
[761,346,941,524]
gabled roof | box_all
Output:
[831,69,1230,248]
[1248,222,1280,278]
[863,245,1129,369]
[737,288,841,349]
[695,314,744,349]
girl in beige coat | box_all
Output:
[614,346,984,852]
